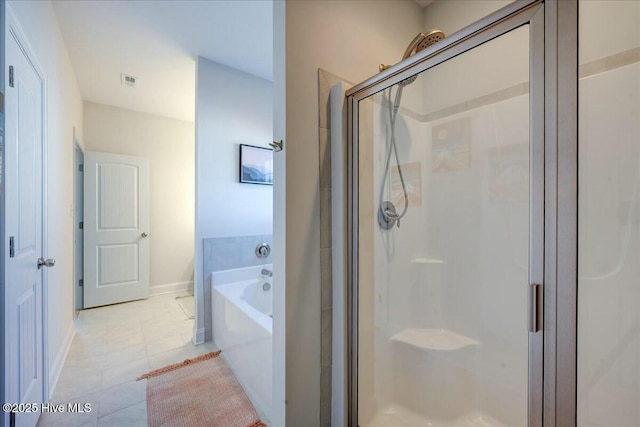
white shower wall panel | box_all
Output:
[577,62,640,426]
[432,97,528,425]
[370,87,530,425]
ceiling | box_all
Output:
[53,0,274,123]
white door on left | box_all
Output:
[5,27,46,427]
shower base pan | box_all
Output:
[390,328,478,351]
[365,404,507,427]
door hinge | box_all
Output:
[79,164,84,172]
[9,66,14,88]
[9,236,15,258]
[79,221,83,229]
[79,279,83,287]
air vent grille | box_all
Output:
[120,73,138,88]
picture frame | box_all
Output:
[239,144,273,185]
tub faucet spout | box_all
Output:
[261,268,273,277]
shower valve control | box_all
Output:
[256,243,271,258]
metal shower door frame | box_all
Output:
[345,1,579,425]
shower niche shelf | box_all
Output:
[390,328,478,351]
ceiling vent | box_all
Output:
[120,73,138,88]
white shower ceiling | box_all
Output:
[52,0,273,123]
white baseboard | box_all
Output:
[149,281,194,296]
[48,322,75,399]
[193,328,205,345]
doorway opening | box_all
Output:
[73,137,83,315]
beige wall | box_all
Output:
[421,0,523,115]
[423,0,513,37]
[281,1,423,425]
[83,102,195,292]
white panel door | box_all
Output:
[5,30,45,427]
[84,152,149,308]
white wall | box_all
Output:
[83,101,195,294]
[7,0,83,397]
[578,61,640,427]
[421,0,523,117]
[579,0,640,63]
[0,0,7,419]
[281,2,423,425]
[272,3,286,426]
[577,2,640,425]
[195,57,273,342]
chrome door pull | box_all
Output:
[528,283,542,333]
[37,257,56,269]
[141,232,149,238]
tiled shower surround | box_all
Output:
[318,69,350,427]
[202,235,272,342]
[203,235,273,273]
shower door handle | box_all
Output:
[528,283,542,333]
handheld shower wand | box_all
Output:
[378,30,445,230]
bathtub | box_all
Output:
[212,264,272,421]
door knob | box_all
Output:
[141,232,149,238]
[37,257,56,269]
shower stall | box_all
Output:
[342,0,640,425]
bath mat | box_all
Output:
[175,294,195,319]
[137,351,267,427]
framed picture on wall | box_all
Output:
[239,144,273,185]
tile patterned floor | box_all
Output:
[37,291,218,427]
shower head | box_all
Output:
[402,29,445,60]
[378,31,445,230]
[379,30,446,85]
[398,29,445,86]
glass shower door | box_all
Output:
[348,4,544,426]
